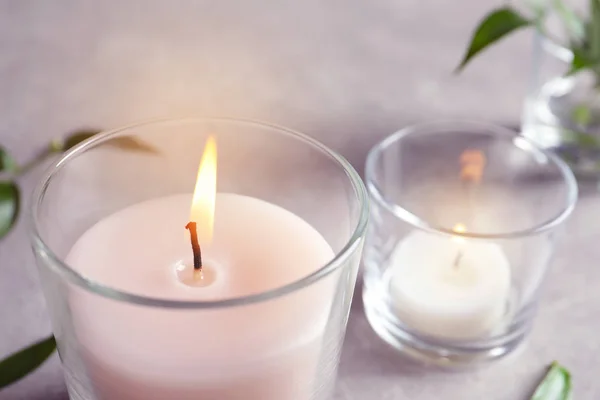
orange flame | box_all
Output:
[459,149,486,183]
[190,136,217,244]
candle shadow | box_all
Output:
[341,272,508,383]
[341,307,444,378]
[341,276,451,380]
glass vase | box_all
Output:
[523,31,600,179]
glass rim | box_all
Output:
[30,117,369,309]
[365,120,578,240]
[538,31,573,63]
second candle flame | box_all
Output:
[452,223,466,244]
[190,136,217,245]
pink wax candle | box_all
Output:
[64,138,336,399]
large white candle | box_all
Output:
[389,229,511,340]
[64,138,336,400]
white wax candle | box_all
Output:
[66,193,335,400]
[389,230,511,340]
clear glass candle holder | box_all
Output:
[30,118,368,400]
[363,121,577,367]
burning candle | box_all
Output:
[389,225,511,340]
[66,137,336,399]
[388,149,510,340]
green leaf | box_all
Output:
[0,336,56,389]
[589,0,600,59]
[62,130,99,151]
[0,147,17,172]
[105,136,160,154]
[530,361,572,400]
[456,7,532,71]
[568,47,596,75]
[53,129,159,154]
[0,181,19,238]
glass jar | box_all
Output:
[31,118,368,399]
[363,121,577,367]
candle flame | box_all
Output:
[453,224,466,234]
[190,136,217,244]
[459,149,486,183]
[452,223,466,244]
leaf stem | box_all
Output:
[13,148,54,177]
[0,142,62,181]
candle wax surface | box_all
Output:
[67,192,335,300]
[389,230,511,340]
[65,193,337,400]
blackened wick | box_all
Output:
[185,222,202,270]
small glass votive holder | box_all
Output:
[362,121,577,367]
[30,118,368,400]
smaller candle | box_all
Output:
[389,228,511,340]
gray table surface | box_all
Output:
[1,0,598,399]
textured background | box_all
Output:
[0,0,598,399]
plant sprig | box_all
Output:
[0,129,157,241]
[0,129,158,389]
[0,128,156,390]
[456,7,532,72]
[457,0,600,81]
